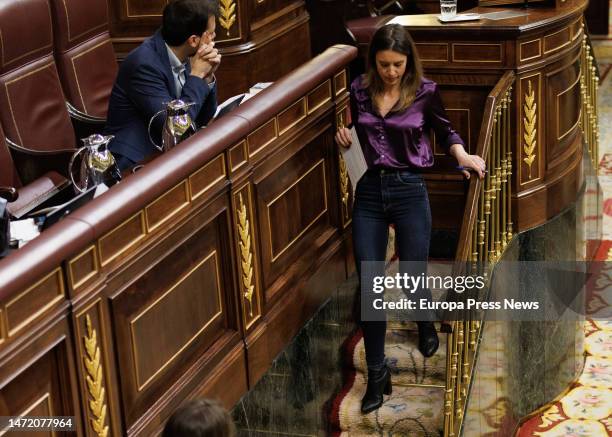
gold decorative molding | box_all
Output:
[237,193,255,317]
[339,154,349,221]
[522,81,537,179]
[219,0,236,37]
[83,315,109,437]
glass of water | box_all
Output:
[440,0,457,20]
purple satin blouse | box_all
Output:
[350,75,465,169]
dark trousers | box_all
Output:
[352,168,432,368]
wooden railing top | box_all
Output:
[0,44,357,299]
[454,71,515,263]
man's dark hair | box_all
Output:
[162,0,220,46]
[162,399,236,437]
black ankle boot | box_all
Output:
[361,365,392,414]
[417,322,439,358]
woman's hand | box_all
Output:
[335,127,352,148]
[450,144,486,179]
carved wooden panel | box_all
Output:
[451,43,503,64]
[228,141,248,174]
[256,130,332,293]
[543,26,571,55]
[68,245,100,293]
[217,0,242,42]
[518,74,542,186]
[247,118,278,158]
[416,43,449,62]
[278,98,307,135]
[75,304,113,437]
[3,268,64,337]
[520,39,542,63]
[333,70,347,97]
[98,212,146,267]
[431,86,488,158]
[123,0,166,18]
[145,181,190,232]
[232,184,262,330]
[189,154,227,200]
[546,58,581,168]
[110,207,234,426]
[307,80,332,114]
[0,340,78,435]
[130,250,222,390]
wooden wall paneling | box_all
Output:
[1,268,66,340]
[0,318,83,436]
[106,193,241,430]
[545,50,582,172]
[110,0,311,101]
[254,117,339,303]
[67,245,101,297]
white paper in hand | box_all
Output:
[340,127,368,196]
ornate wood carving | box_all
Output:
[219,0,237,36]
[83,314,110,437]
[523,81,537,179]
[237,192,255,317]
[233,185,261,329]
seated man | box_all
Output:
[105,0,220,170]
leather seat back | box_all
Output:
[0,0,76,152]
[49,0,117,118]
[0,125,21,188]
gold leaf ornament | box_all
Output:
[83,315,109,437]
[219,0,236,36]
[522,81,537,179]
[238,193,255,317]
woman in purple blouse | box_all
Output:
[335,24,485,414]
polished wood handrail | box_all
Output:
[455,71,515,264]
[444,70,515,437]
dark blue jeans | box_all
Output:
[353,168,433,368]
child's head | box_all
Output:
[162,398,236,437]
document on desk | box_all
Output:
[340,127,368,195]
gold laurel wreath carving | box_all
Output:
[522,81,537,179]
[238,193,255,317]
[338,154,349,220]
[219,0,236,37]
[83,315,109,437]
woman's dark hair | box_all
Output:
[364,24,423,112]
[162,0,220,46]
[162,398,236,437]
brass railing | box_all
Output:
[443,71,515,437]
[581,31,600,170]
[444,31,602,435]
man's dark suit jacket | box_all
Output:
[104,29,217,165]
